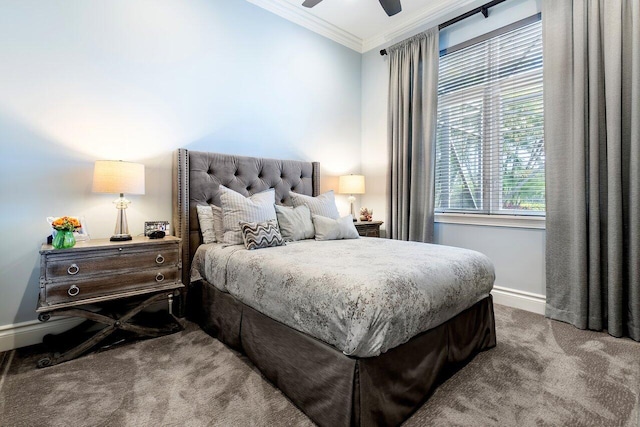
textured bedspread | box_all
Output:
[192,238,494,357]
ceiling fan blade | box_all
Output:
[302,0,323,7]
[379,0,402,16]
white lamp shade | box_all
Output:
[338,175,365,194]
[92,160,145,195]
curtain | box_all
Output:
[544,0,639,341]
[386,28,439,242]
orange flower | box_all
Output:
[52,216,81,232]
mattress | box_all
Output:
[191,238,495,357]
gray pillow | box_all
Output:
[240,220,285,250]
[220,186,277,245]
[275,205,315,241]
[312,214,359,241]
[196,205,217,244]
[290,190,340,219]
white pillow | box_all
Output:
[290,190,340,219]
[275,205,315,241]
[220,186,277,245]
[196,205,217,244]
[312,214,360,241]
[211,204,224,243]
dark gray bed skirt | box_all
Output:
[189,280,496,427]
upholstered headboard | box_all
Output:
[172,149,320,286]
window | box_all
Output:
[435,17,544,216]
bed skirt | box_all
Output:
[189,279,496,427]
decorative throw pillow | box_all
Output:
[290,190,340,219]
[240,220,285,250]
[211,204,224,243]
[312,214,360,241]
[196,205,217,244]
[220,185,277,245]
[275,205,315,241]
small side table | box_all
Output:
[36,236,184,368]
[354,221,383,238]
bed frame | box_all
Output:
[172,149,496,426]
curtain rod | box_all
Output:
[379,0,507,56]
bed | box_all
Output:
[172,149,496,426]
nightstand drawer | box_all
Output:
[43,267,179,305]
[45,247,179,281]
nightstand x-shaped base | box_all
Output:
[36,291,183,368]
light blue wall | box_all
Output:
[361,0,546,296]
[0,0,362,326]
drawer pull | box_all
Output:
[67,264,80,275]
[156,272,165,282]
[155,254,165,265]
[67,285,80,296]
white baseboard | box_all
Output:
[491,285,546,315]
[0,317,84,352]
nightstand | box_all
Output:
[354,220,383,237]
[36,236,184,367]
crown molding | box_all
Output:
[362,0,478,52]
[247,0,364,52]
[247,0,483,54]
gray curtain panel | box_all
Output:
[543,0,639,341]
[386,28,439,242]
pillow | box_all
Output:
[275,205,315,241]
[220,186,277,245]
[290,190,340,219]
[211,204,224,243]
[240,220,285,250]
[196,205,217,244]
[312,214,360,241]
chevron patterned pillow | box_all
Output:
[239,220,286,250]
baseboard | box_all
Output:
[491,285,546,315]
[0,317,84,352]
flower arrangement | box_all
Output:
[51,216,82,232]
[359,207,373,222]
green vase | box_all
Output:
[52,230,76,249]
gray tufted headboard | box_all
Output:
[172,149,320,287]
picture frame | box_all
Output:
[47,216,90,242]
[144,221,170,237]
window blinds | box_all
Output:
[435,18,544,215]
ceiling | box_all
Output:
[247,0,478,53]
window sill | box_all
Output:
[434,213,545,229]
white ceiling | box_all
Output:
[247,0,477,53]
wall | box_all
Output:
[0,0,362,327]
[361,0,546,295]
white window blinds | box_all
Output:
[435,18,544,216]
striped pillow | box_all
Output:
[220,186,277,245]
[290,190,340,219]
[240,220,285,250]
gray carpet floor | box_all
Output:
[1,304,639,427]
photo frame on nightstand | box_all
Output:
[144,221,170,237]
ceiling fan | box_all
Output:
[302,0,402,17]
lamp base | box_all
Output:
[110,234,132,241]
[348,195,356,221]
[111,195,132,242]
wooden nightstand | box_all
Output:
[36,236,184,367]
[354,220,383,237]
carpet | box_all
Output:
[0,305,638,426]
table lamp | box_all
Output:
[92,160,145,241]
[338,174,365,220]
